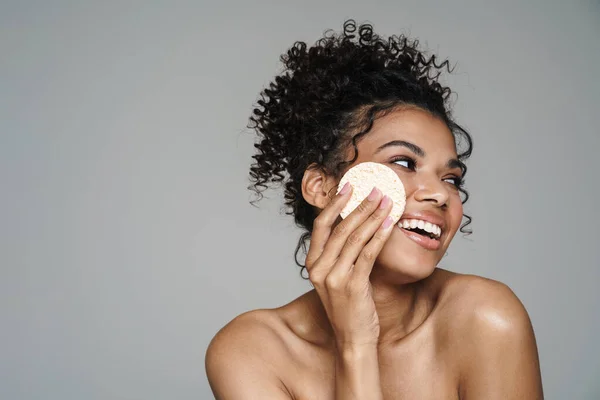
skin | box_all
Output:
[206,108,544,399]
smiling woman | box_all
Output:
[205,19,543,399]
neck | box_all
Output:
[369,275,433,344]
[308,268,437,346]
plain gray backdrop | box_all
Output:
[1,0,599,399]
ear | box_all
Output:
[301,164,338,210]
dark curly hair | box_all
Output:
[248,19,473,278]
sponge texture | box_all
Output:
[337,162,406,223]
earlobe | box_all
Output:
[301,165,337,209]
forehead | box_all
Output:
[355,107,457,157]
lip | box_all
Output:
[397,226,442,251]
[399,211,446,233]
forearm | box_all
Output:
[335,345,383,400]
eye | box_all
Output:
[391,156,416,170]
[443,176,464,188]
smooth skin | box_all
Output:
[206,108,543,399]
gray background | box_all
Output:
[1,0,599,399]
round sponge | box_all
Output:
[336,162,406,223]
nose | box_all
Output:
[412,174,449,207]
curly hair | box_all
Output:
[247,19,473,278]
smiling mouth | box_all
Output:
[395,218,442,251]
[397,218,441,240]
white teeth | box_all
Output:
[397,218,442,238]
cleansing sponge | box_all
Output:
[336,162,406,223]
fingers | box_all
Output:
[325,193,394,282]
[333,194,394,271]
[305,182,353,271]
[349,214,395,281]
[318,187,388,266]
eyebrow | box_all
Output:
[447,158,466,174]
[376,139,465,173]
[375,140,425,157]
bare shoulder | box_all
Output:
[434,271,543,399]
[206,308,288,361]
[205,309,293,399]
[438,272,532,334]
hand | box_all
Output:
[305,183,395,349]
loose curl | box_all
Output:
[248,19,473,278]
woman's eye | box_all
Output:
[392,158,415,170]
[443,176,463,187]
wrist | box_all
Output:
[336,342,378,361]
[334,343,383,399]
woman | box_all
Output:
[206,20,543,399]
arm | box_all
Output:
[303,184,394,400]
[206,184,393,399]
[205,313,293,400]
[458,281,544,400]
[206,328,384,400]
[335,345,383,400]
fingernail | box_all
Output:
[367,187,380,201]
[382,216,394,230]
[339,182,351,195]
[379,195,391,209]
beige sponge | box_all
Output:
[337,162,406,223]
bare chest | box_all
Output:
[283,341,459,400]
